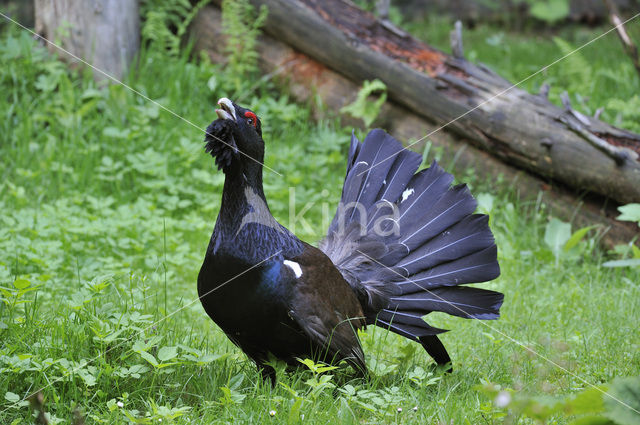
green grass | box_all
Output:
[1,13,640,425]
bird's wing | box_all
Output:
[284,243,367,374]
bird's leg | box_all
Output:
[258,363,277,388]
[419,335,453,373]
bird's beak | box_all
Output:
[216,97,237,122]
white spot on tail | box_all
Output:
[401,188,415,202]
[284,260,302,278]
[382,179,386,185]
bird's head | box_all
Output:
[204,97,264,173]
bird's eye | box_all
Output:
[244,111,258,128]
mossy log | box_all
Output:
[191,4,639,246]
[244,0,640,205]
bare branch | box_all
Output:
[604,0,640,78]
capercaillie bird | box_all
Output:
[198,97,502,385]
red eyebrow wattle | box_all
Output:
[244,111,257,127]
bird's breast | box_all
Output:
[198,256,292,326]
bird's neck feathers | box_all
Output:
[210,160,302,264]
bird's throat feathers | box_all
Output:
[210,175,303,263]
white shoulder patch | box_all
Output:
[284,260,303,278]
[401,188,415,202]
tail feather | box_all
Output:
[319,129,502,366]
[345,131,361,175]
[375,318,448,339]
[378,309,438,329]
[337,161,371,227]
[388,287,504,319]
[350,131,406,213]
[372,149,422,206]
[399,184,477,251]
[396,246,500,294]
[396,215,496,276]
[396,165,454,227]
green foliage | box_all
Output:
[480,376,640,424]
[603,258,640,268]
[340,79,387,127]
[221,0,269,93]
[2,10,640,425]
[141,0,211,56]
[604,377,640,425]
[607,96,640,133]
[543,218,596,265]
[526,0,570,23]
[616,203,640,226]
[544,217,572,259]
[298,358,339,375]
[604,204,640,268]
[0,26,351,423]
[552,36,593,94]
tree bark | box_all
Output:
[191,5,639,247]
[34,0,140,81]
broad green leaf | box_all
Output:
[477,193,494,215]
[617,203,640,224]
[78,369,97,386]
[602,259,640,268]
[563,386,606,415]
[315,365,339,374]
[298,358,316,370]
[604,377,640,425]
[530,0,570,23]
[80,87,103,100]
[12,278,30,290]
[544,218,571,257]
[157,346,178,362]
[102,126,130,139]
[138,350,158,367]
[564,226,595,251]
[337,397,356,425]
[4,392,19,402]
[218,386,245,404]
[569,416,615,425]
[288,397,303,424]
[229,372,244,390]
[123,409,152,423]
[632,244,640,259]
[207,75,218,92]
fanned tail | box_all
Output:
[320,129,502,366]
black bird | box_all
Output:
[198,97,502,384]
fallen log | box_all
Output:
[190,5,639,246]
[244,0,640,206]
